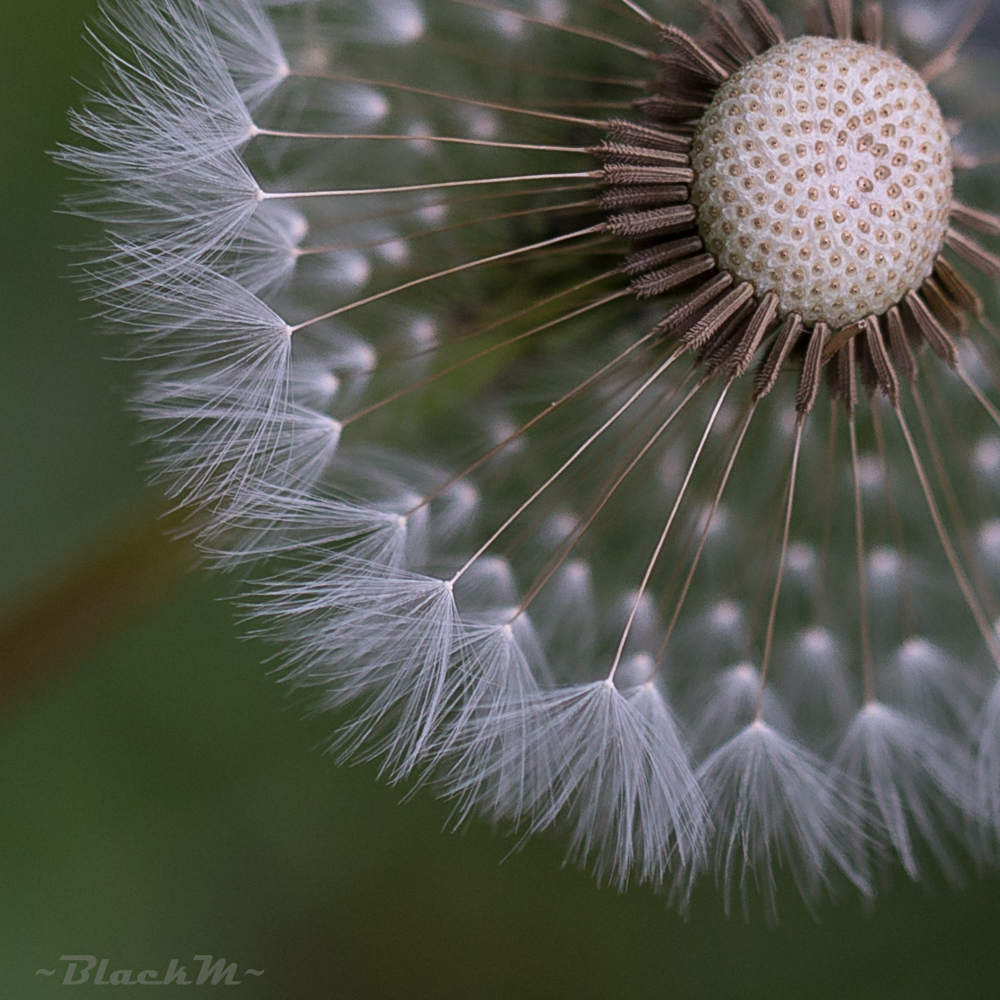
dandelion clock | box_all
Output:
[59,0,1000,917]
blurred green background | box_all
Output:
[3,0,1000,996]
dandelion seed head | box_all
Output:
[980,519,1000,563]
[406,120,437,154]
[408,317,438,350]
[493,10,527,39]
[323,251,371,290]
[380,0,425,44]
[898,636,937,666]
[537,0,569,22]
[709,600,742,631]
[417,202,448,225]
[377,238,410,265]
[785,541,817,575]
[461,108,500,140]
[695,501,729,537]
[856,453,882,491]
[869,544,902,581]
[975,436,1000,477]
[299,42,331,72]
[800,625,837,658]
[60,0,1000,914]
[897,0,949,46]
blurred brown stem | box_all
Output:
[0,506,195,711]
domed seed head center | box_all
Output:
[690,36,953,328]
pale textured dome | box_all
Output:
[691,36,953,327]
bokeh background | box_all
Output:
[3,0,1000,996]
